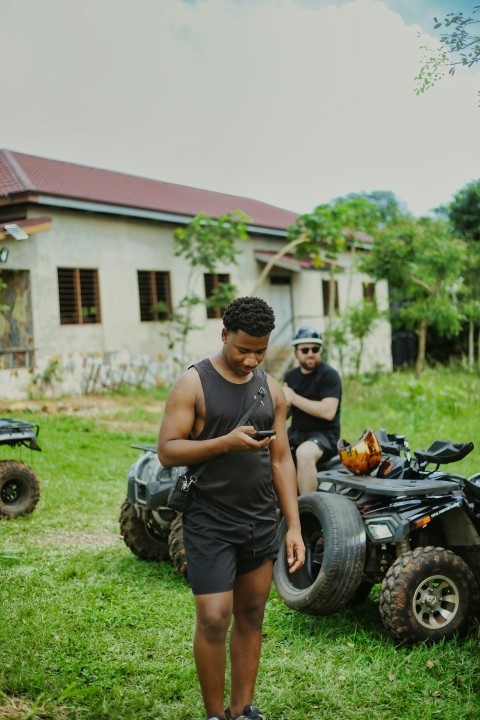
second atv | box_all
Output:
[119,444,188,578]
[0,417,42,519]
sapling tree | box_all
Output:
[346,300,384,376]
[324,300,383,377]
[158,211,249,367]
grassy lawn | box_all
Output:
[0,370,479,720]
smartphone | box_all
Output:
[252,430,276,440]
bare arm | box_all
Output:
[157,367,273,467]
[268,377,305,573]
[283,383,338,421]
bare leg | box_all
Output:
[296,440,322,494]
[194,591,233,719]
[228,560,273,718]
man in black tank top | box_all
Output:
[158,297,305,720]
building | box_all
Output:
[0,149,391,398]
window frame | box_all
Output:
[57,267,101,325]
[322,278,340,316]
[137,270,172,322]
[204,272,230,319]
[362,281,377,304]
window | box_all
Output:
[362,282,376,303]
[269,274,291,285]
[137,270,172,321]
[204,273,230,319]
[322,279,339,316]
[57,268,101,325]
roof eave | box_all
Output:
[29,194,288,236]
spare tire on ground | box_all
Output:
[273,491,366,615]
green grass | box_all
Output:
[0,372,479,720]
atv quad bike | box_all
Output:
[119,445,188,578]
[0,418,42,518]
[274,430,480,645]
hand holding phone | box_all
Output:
[252,430,276,440]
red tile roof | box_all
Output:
[0,149,298,232]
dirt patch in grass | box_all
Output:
[32,529,121,548]
[95,419,160,434]
[0,393,164,416]
[0,695,67,719]
[0,393,165,437]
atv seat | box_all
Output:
[414,440,474,465]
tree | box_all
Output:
[285,197,380,357]
[447,179,480,367]
[416,6,480,95]
[338,190,410,226]
[449,179,480,241]
[359,216,466,378]
[158,211,249,367]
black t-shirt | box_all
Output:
[284,362,341,437]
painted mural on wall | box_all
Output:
[0,270,34,369]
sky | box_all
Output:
[1,0,479,217]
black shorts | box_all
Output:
[182,499,279,595]
[288,428,338,459]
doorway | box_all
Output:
[0,270,35,369]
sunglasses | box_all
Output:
[298,346,321,355]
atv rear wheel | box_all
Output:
[379,546,480,645]
[119,499,170,561]
[273,491,366,615]
[168,514,188,580]
[0,460,41,518]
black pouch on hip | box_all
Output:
[166,472,196,512]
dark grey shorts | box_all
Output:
[182,500,278,595]
[288,428,338,459]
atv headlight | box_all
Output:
[365,516,399,542]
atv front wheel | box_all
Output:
[379,546,480,645]
[168,514,188,580]
[0,460,41,518]
[119,499,170,561]
[273,491,366,615]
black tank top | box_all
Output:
[191,358,276,522]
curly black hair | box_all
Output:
[222,296,275,337]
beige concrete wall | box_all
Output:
[0,208,392,397]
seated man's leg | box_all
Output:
[295,439,322,494]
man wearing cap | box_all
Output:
[283,326,342,494]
